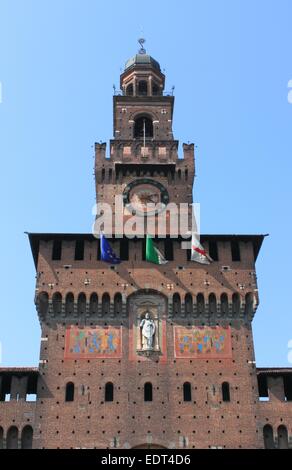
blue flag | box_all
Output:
[100,233,121,264]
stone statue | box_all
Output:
[140,312,155,350]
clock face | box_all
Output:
[123,179,169,216]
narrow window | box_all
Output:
[102,293,110,315]
[52,239,62,260]
[142,237,146,261]
[65,382,74,402]
[6,426,19,449]
[183,382,192,402]
[208,293,217,315]
[138,80,147,96]
[232,293,240,315]
[257,374,269,401]
[77,293,86,315]
[144,382,153,402]
[231,240,240,261]
[284,374,292,401]
[105,382,114,402]
[114,293,122,316]
[65,293,74,316]
[197,293,205,315]
[152,83,159,95]
[75,239,84,260]
[222,382,230,402]
[120,239,129,260]
[208,241,218,261]
[52,292,62,315]
[185,293,193,315]
[38,292,49,317]
[21,426,33,449]
[173,293,181,316]
[164,238,174,261]
[89,293,98,316]
[277,425,289,449]
[263,424,274,449]
[126,83,133,96]
[244,292,254,317]
[220,293,228,315]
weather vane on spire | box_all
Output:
[138,37,146,55]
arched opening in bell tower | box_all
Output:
[126,83,134,96]
[134,115,153,138]
[137,80,148,96]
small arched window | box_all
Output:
[114,293,122,316]
[144,382,153,402]
[232,293,240,315]
[222,382,230,402]
[105,382,114,402]
[244,292,254,317]
[197,293,205,315]
[102,293,110,316]
[152,83,160,95]
[6,426,19,449]
[185,293,193,315]
[52,292,62,315]
[126,83,134,96]
[183,382,192,402]
[65,292,74,316]
[65,382,74,402]
[37,292,49,317]
[138,80,148,96]
[277,425,288,449]
[89,293,98,315]
[21,425,33,449]
[77,293,86,315]
[263,424,274,449]
[134,116,153,138]
[220,293,228,315]
[173,293,181,316]
[208,293,217,315]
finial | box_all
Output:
[138,37,146,55]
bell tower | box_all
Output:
[94,40,195,235]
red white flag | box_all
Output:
[191,233,212,264]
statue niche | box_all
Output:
[140,311,156,350]
[137,309,160,355]
[128,290,166,358]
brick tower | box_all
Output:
[1,42,292,450]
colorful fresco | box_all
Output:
[64,327,122,359]
[174,326,232,359]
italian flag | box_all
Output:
[191,233,212,264]
[146,235,168,265]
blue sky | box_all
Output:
[0,0,291,366]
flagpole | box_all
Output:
[142,118,146,156]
